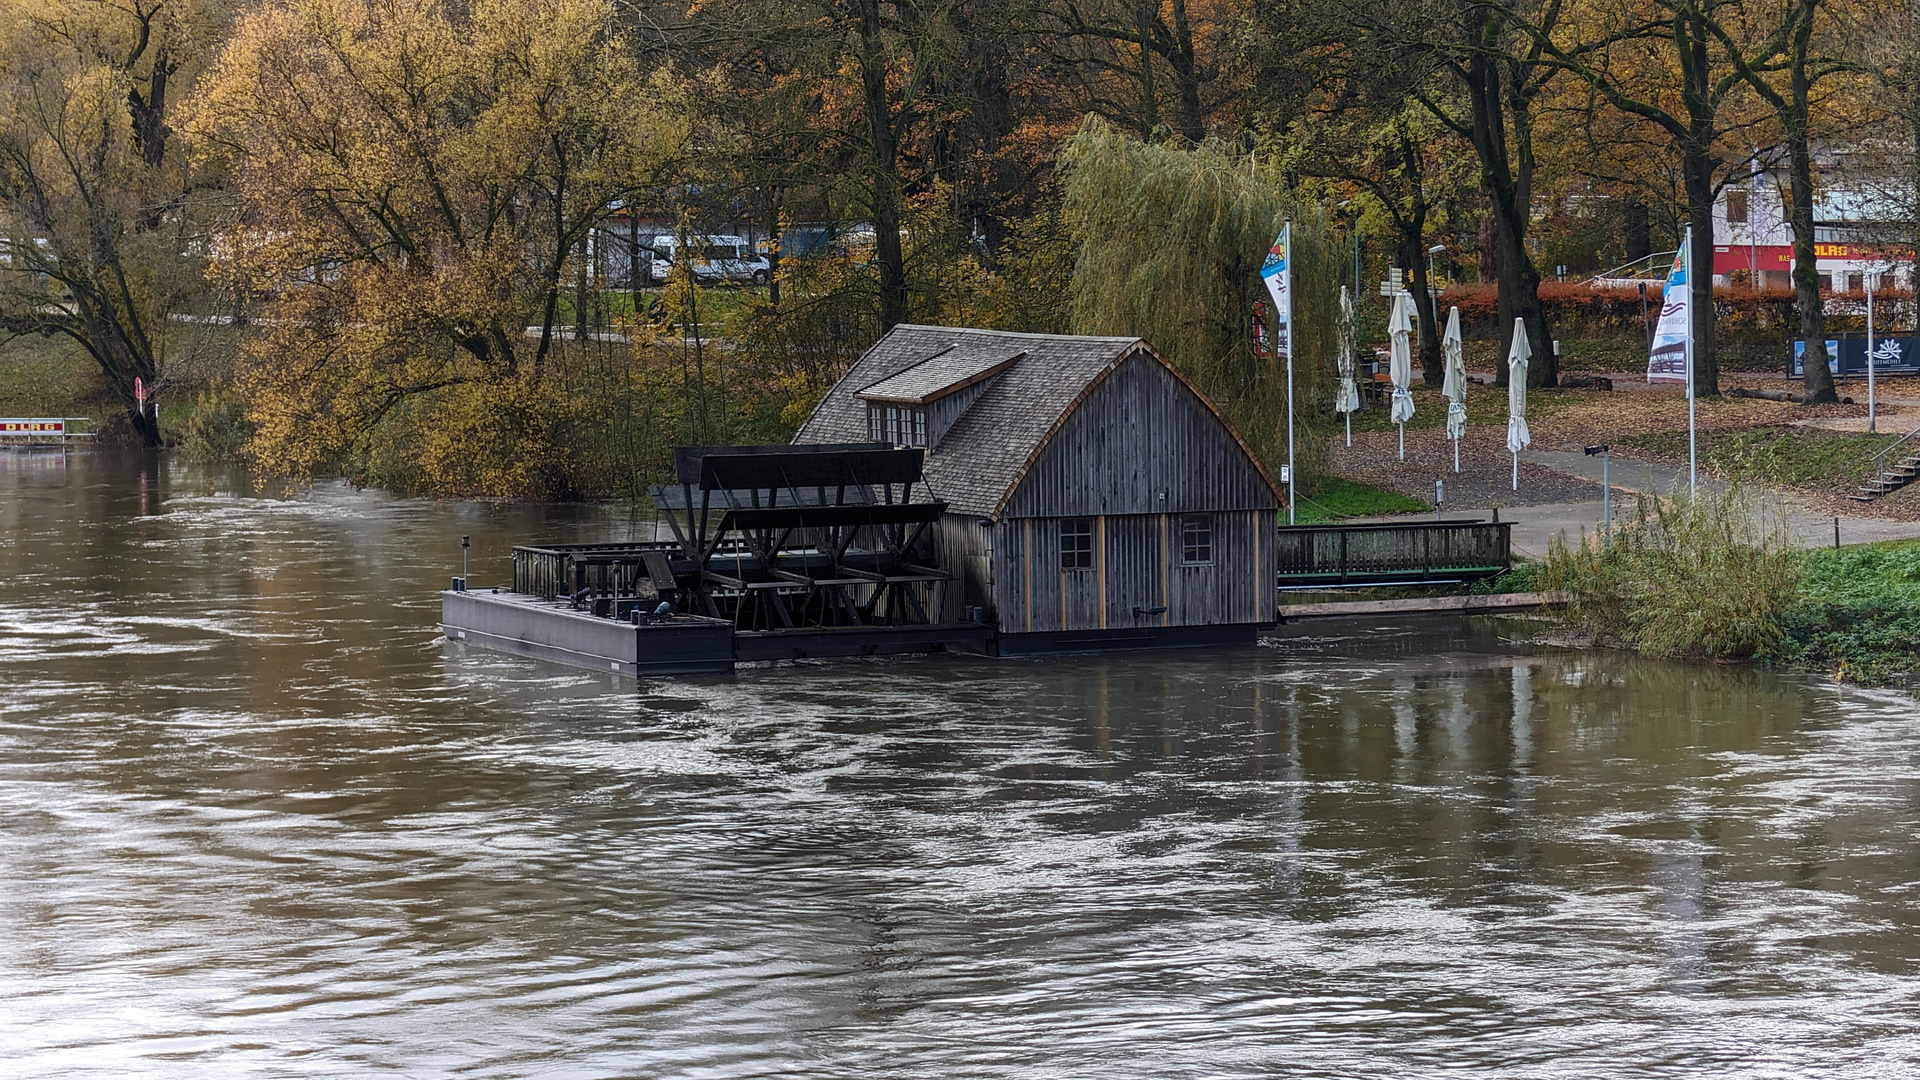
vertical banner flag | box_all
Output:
[1261,230,1290,361]
[1262,224,1296,524]
[1647,241,1688,383]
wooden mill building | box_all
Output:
[797,325,1281,654]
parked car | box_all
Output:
[647,235,769,285]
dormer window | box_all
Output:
[856,346,1024,451]
[868,403,928,447]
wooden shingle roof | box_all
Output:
[798,325,1161,517]
[855,346,1025,404]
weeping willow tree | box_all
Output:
[1060,118,1342,489]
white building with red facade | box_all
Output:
[1711,161,1910,291]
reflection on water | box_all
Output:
[2,451,1919,1077]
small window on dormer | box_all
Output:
[866,403,927,447]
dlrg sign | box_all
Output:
[1,419,66,435]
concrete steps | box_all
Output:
[1850,453,1920,502]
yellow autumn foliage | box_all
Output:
[191,0,687,491]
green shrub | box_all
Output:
[1766,541,1920,686]
[1767,598,1920,687]
[168,390,253,460]
[1542,488,1804,660]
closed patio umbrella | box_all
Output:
[1388,291,1415,460]
[1506,317,1531,491]
[1335,286,1362,447]
[1442,306,1466,473]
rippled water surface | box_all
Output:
[3,451,1919,1077]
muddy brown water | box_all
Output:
[3,451,1918,1077]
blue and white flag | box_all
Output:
[1648,236,1689,383]
[1260,227,1290,360]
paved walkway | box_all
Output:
[1349,448,1920,557]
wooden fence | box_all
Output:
[1275,520,1511,588]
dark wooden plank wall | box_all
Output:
[931,512,993,623]
[1000,352,1277,519]
[992,510,1276,633]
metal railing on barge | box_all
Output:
[1275,519,1511,588]
[512,541,681,601]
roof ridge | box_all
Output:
[889,323,1141,344]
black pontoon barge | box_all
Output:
[440,444,992,675]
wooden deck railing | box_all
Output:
[1275,520,1511,587]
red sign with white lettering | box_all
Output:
[1,419,66,435]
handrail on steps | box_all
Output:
[1870,425,1920,466]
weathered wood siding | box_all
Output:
[992,510,1276,633]
[931,512,993,624]
[1000,351,1276,519]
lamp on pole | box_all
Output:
[1585,445,1611,546]
[1427,242,1446,294]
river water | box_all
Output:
[2,451,1918,1077]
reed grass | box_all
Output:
[1543,487,1804,661]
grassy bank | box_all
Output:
[1542,489,1918,688]
[1294,477,1428,522]
[1768,541,1920,686]
[1622,425,1889,497]
[0,335,104,419]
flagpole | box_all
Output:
[1868,271,1878,434]
[1685,225,1696,496]
[1284,220,1296,526]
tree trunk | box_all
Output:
[1395,126,1442,386]
[1464,47,1552,387]
[1623,196,1650,262]
[1167,0,1204,142]
[1783,7,1838,403]
[856,0,908,330]
[1133,0,1158,137]
[1677,14,1718,397]
[1680,153,1719,398]
[764,195,783,307]
[127,48,173,168]
[1477,207,1497,284]
[1400,235,1443,386]
[627,212,640,319]
[575,234,590,341]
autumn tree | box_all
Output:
[1528,0,1789,397]
[194,0,685,477]
[1281,30,1471,385]
[0,0,227,445]
[1725,0,1855,403]
[1283,0,1567,386]
[1038,0,1253,142]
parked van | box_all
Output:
[647,235,770,285]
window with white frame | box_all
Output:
[866,403,928,447]
[1181,515,1212,565]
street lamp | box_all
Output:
[1584,445,1611,546]
[1427,242,1446,293]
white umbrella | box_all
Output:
[1388,291,1415,460]
[1335,286,1361,446]
[1442,306,1466,473]
[1506,317,1531,491]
